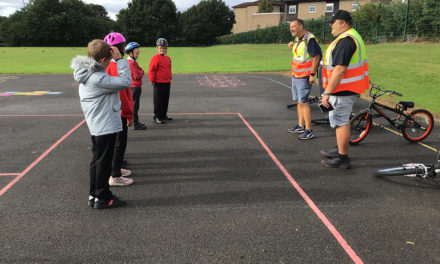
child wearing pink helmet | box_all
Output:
[104,32,134,187]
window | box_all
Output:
[326,3,334,13]
[309,4,316,13]
[352,2,360,11]
[288,5,297,14]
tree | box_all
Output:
[0,0,113,46]
[180,0,235,45]
[115,0,178,45]
[258,0,274,13]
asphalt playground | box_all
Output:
[1,73,439,263]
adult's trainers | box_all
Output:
[121,168,132,177]
[288,125,305,134]
[298,129,314,140]
[94,195,126,209]
[320,147,338,158]
[109,176,133,186]
[321,156,351,169]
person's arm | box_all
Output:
[307,38,322,84]
[321,65,347,107]
[99,59,132,91]
[309,55,321,84]
[128,60,139,81]
[148,56,157,85]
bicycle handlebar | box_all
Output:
[369,82,403,98]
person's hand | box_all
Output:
[321,94,330,108]
[127,120,133,127]
[309,75,315,84]
[151,82,155,86]
[110,46,122,60]
[288,41,294,49]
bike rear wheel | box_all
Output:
[401,109,434,143]
[376,166,424,177]
[349,112,372,145]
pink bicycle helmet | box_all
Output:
[104,32,126,45]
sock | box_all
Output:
[338,154,348,160]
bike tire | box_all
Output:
[401,109,434,143]
[376,166,424,177]
[349,112,372,145]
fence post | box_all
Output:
[403,0,410,42]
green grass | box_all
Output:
[0,43,439,113]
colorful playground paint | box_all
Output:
[0,91,63,96]
[196,75,246,88]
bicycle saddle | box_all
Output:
[398,101,414,108]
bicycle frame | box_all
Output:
[360,98,408,129]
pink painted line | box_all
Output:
[0,173,20,176]
[237,113,363,264]
[0,119,86,196]
[0,114,84,117]
[139,112,238,116]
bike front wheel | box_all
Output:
[401,109,434,143]
[349,112,372,145]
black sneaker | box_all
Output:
[132,124,147,130]
[320,147,338,158]
[153,117,165,124]
[94,195,126,209]
[164,116,173,121]
[321,156,351,169]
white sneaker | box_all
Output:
[121,168,132,177]
[109,176,133,186]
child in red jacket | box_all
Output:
[148,38,172,124]
[104,32,134,187]
[125,42,146,130]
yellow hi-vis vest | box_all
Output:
[322,28,369,94]
[291,31,316,78]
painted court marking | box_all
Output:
[0,91,63,96]
[0,112,363,263]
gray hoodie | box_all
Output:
[70,56,132,136]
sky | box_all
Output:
[0,0,246,20]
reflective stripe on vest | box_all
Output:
[322,28,369,94]
[291,32,315,78]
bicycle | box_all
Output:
[376,151,440,180]
[349,83,434,145]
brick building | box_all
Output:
[231,1,282,34]
[283,0,401,21]
[232,0,403,33]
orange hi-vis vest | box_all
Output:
[291,31,316,78]
[322,28,369,94]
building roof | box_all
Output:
[232,1,280,9]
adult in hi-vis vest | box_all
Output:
[320,10,369,169]
[287,19,322,140]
